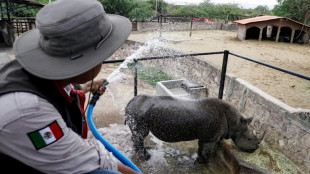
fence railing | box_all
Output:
[103,50,310,99]
[12,18,36,36]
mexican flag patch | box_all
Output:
[28,121,64,150]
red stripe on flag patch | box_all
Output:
[50,121,63,139]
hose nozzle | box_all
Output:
[90,81,109,106]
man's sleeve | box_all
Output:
[0,92,117,174]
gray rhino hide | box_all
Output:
[125,94,260,162]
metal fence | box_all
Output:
[12,17,35,36]
[103,50,310,98]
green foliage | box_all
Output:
[148,0,168,14]
[127,62,173,86]
[33,0,49,4]
[99,0,161,21]
[137,66,173,86]
[170,5,196,15]
[273,0,310,24]
[208,4,243,19]
[7,0,46,17]
[128,1,156,21]
[99,0,134,17]
[170,2,264,20]
[18,0,310,26]
[12,6,39,17]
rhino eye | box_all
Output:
[248,137,252,141]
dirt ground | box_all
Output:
[128,30,310,109]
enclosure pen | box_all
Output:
[103,50,310,98]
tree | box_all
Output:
[200,0,212,6]
[254,5,269,14]
[128,1,155,21]
[273,0,310,24]
[170,5,196,15]
[13,0,47,17]
[99,0,156,21]
[148,0,168,14]
[99,0,134,17]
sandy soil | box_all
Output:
[128,30,310,109]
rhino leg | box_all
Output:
[132,130,151,160]
[196,139,208,164]
[196,139,219,164]
[126,116,151,160]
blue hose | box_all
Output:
[86,93,142,173]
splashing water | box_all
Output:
[103,35,167,106]
[107,35,166,83]
[100,37,167,106]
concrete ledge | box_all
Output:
[156,79,208,99]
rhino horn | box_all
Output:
[246,117,254,124]
[241,117,254,125]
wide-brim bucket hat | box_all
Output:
[14,0,132,80]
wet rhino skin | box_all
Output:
[125,94,260,162]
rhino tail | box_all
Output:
[259,130,266,142]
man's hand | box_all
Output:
[80,78,107,95]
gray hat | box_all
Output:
[14,0,132,80]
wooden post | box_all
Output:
[290,29,295,43]
[276,19,283,42]
[190,15,193,37]
[259,27,263,41]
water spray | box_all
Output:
[86,81,142,173]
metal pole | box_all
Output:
[190,15,193,37]
[155,0,157,14]
[160,14,162,37]
[134,59,138,96]
[229,52,310,81]
[5,0,10,23]
[218,50,229,99]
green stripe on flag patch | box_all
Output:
[28,121,64,150]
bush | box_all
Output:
[127,62,173,86]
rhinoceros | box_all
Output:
[125,94,264,163]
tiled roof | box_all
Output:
[234,15,282,24]
[234,15,310,28]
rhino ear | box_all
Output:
[240,117,253,125]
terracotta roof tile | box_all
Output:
[234,15,282,24]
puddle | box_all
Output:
[88,124,301,174]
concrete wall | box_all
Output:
[237,24,246,40]
[110,40,310,172]
[236,18,310,43]
[134,21,237,32]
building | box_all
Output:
[234,15,310,44]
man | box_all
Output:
[0,0,141,173]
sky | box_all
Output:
[163,0,278,9]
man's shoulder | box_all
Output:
[0,92,56,124]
